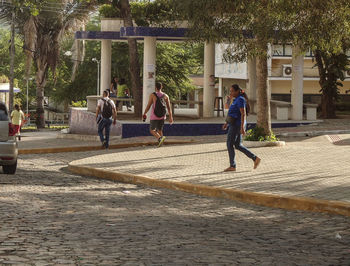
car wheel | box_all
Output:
[3,160,17,175]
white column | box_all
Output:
[203,41,215,118]
[291,45,304,120]
[247,57,257,100]
[100,40,112,96]
[143,37,157,117]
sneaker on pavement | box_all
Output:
[158,136,166,147]
[102,141,106,148]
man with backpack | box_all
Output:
[142,82,173,147]
[96,90,117,149]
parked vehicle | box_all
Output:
[0,102,18,174]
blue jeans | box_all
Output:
[98,117,112,148]
[117,96,131,108]
[226,124,256,168]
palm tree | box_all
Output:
[1,0,97,127]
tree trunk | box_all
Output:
[35,62,48,128]
[118,0,143,117]
[314,50,336,118]
[256,48,271,135]
[9,10,15,114]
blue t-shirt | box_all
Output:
[228,95,246,126]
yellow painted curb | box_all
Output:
[18,140,194,154]
[68,164,350,217]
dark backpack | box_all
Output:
[153,92,166,117]
[102,99,113,118]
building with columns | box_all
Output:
[76,19,217,119]
[216,43,350,120]
[75,18,348,121]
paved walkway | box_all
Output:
[69,134,350,200]
[18,118,350,216]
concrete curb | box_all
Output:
[277,130,350,137]
[57,133,122,142]
[18,140,194,155]
[243,140,285,148]
[68,164,350,217]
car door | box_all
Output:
[0,110,9,142]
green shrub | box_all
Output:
[71,100,87,107]
[244,126,279,142]
[99,4,121,18]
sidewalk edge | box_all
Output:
[277,129,350,137]
[18,140,194,154]
[68,164,350,217]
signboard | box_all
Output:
[215,44,247,79]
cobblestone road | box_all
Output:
[0,150,349,265]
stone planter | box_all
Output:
[243,140,285,148]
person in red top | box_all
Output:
[143,82,173,147]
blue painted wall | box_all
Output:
[121,122,311,138]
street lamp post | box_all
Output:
[92,58,100,95]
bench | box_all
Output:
[87,95,134,112]
[171,100,203,117]
[304,103,318,120]
[249,99,318,120]
[249,99,291,120]
[271,100,292,120]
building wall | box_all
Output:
[271,79,350,95]
[270,59,319,77]
[216,43,350,107]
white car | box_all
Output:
[0,102,18,174]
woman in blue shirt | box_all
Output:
[222,84,261,172]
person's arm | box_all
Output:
[112,104,117,125]
[239,107,246,135]
[110,83,115,94]
[124,86,130,96]
[164,95,173,124]
[95,101,101,119]
[142,94,154,117]
[20,111,25,126]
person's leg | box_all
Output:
[104,118,113,148]
[116,101,122,111]
[225,125,238,171]
[234,130,261,168]
[234,132,256,161]
[125,96,131,108]
[157,120,166,147]
[14,125,20,140]
[98,119,106,144]
[150,120,161,140]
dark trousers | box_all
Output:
[98,117,112,148]
[226,124,256,168]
